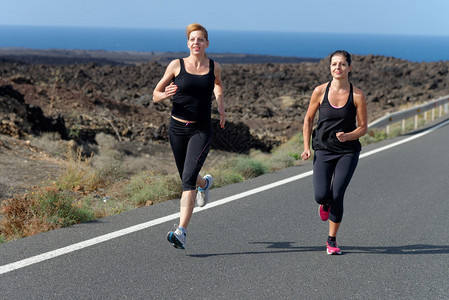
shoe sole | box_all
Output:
[326,248,342,255]
[172,243,185,249]
[166,232,185,250]
[205,174,213,188]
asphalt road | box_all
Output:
[1,120,449,299]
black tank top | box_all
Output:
[171,58,215,122]
[312,82,361,153]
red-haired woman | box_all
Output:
[153,23,226,249]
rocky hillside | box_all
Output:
[1,50,448,154]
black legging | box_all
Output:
[169,118,213,191]
[313,150,359,223]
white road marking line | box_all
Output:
[360,120,448,158]
[1,119,448,275]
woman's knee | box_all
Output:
[182,171,199,191]
[182,181,197,191]
[314,191,331,205]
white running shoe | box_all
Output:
[166,225,186,249]
[196,174,213,207]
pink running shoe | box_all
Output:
[319,205,330,221]
[326,241,342,255]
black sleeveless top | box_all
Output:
[171,58,215,122]
[312,82,361,153]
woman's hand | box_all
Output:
[301,149,311,161]
[219,109,226,128]
[164,82,178,98]
[336,132,348,142]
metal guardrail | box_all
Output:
[368,95,449,134]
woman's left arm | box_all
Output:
[337,87,368,142]
[214,62,226,128]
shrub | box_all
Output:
[0,187,94,241]
[56,150,100,192]
[232,157,269,179]
[124,172,182,206]
[0,196,34,240]
[361,129,388,145]
[212,169,244,187]
[35,188,94,227]
[268,153,296,171]
[263,132,303,171]
[94,160,126,185]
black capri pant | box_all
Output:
[313,150,359,223]
[169,118,213,191]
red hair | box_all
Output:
[185,23,208,41]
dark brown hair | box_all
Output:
[329,50,352,66]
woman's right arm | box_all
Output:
[152,60,179,103]
[301,85,323,160]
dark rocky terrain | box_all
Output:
[1,49,448,151]
[1,49,448,197]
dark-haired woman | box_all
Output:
[153,23,226,249]
[301,50,367,255]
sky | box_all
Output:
[0,0,448,36]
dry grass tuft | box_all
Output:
[0,187,94,241]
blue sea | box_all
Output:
[1,25,449,62]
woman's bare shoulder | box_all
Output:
[313,82,329,95]
[164,59,181,77]
[352,84,366,99]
